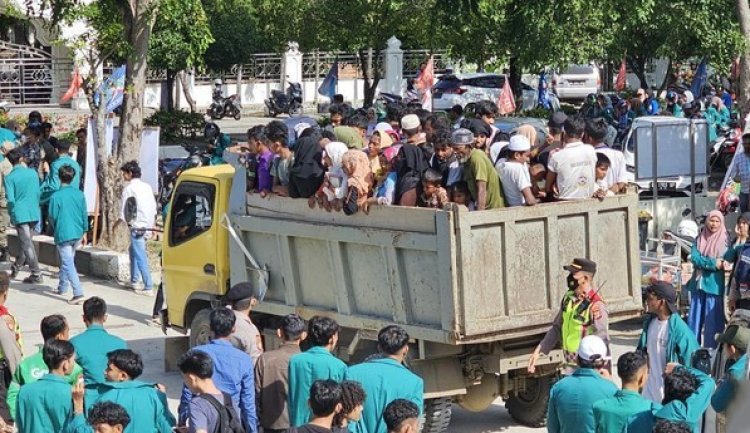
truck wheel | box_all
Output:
[189,309,212,348]
[505,375,553,428]
[421,397,452,433]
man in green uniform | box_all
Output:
[288,316,346,426]
[711,325,749,417]
[593,351,657,433]
[70,297,127,410]
[16,339,77,433]
[39,140,81,205]
[546,335,618,433]
[7,314,82,421]
[4,148,41,283]
[0,143,14,263]
[345,325,423,433]
[48,165,88,305]
[450,128,504,209]
[69,349,174,433]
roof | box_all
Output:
[181,163,235,181]
[632,117,693,126]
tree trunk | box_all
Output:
[359,48,380,107]
[736,0,750,118]
[627,56,649,90]
[178,70,197,112]
[659,59,673,93]
[165,69,175,112]
[508,56,521,97]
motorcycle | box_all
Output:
[710,123,741,170]
[265,82,303,117]
[207,91,242,121]
[158,143,211,209]
[662,208,702,260]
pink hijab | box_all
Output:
[697,210,728,257]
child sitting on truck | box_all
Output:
[419,168,449,209]
[341,150,373,215]
[313,141,349,212]
[372,145,400,206]
[451,181,475,211]
[593,153,613,201]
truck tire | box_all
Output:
[189,308,212,348]
[505,375,553,428]
[421,397,452,433]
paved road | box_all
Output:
[10,265,643,433]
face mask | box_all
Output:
[566,273,578,291]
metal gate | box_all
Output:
[0,41,54,105]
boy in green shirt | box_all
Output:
[7,314,82,422]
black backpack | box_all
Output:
[196,393,246,433]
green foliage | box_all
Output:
[201,0,258,69]
[145,109,205,142]
[149,0,214,73]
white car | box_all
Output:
[552,64,601,101]
[432,73,536,112]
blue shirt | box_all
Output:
[711,354,747,413]
[48,185,88,244]
[547,368,618,433]
[731,151,750,194]
[178,339,257,433]
[4,165,40,225]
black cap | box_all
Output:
[563,257,597,274]
[466,118,491,137]
[224,282,256,303]
[646,281,678,314]
[548,111,567,129]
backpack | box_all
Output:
[196,393,246,433]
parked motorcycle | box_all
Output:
[265,82,303,117]
[208,80,242,120]
[158,143,211,209]
[710,123,741,170]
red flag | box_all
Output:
[61,67,82,103]
[416,56,434,111]
[615,58,627,91]
[498,77,516,115]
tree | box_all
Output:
[201,0,258,70]
[149,0,213,111]
[737,0,750,115]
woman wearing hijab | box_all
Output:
[686,209,729,348]
[394,142,429,206]
[314,141,350,211]
[289,132,326,199]
[340,150,373,215]
[366,130,393,179]
[334,126,365,150]
[515,124,538,148]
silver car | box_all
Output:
[552,64,601,101]
[432,73,536,112]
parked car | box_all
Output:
[432,73,536,112]
[552,64,601,101]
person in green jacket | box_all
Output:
[16,339,78,433]
[626,364,715,433]
[593,351,657,433]
[70,297,127,411]
[39,140,81,205]
[68,349,174,433]
[4,148,42,283]
[7,314,82,421]
[547,335,618,433]
[48,165,88,305]
[288,316,347,427]
[638,281,700,403]
[711,325,749,415]
[69,401,131,433]
[345,325,423,433]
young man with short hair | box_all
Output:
[255,314,306,433]
[383,399,419,433]
[450,128,504,210]
[497,135,537,207]
[248,126,273,196]
[546,115,598,200]
[178,350,244,433]
[16,339,77,433]
[653,419,692,433]
[711,325,749,415]
[86,401,131,433]
[70,297,128,410]
[120,160,157,295]
[226,282,263,364]
[48,164,88,304]
[593,351,656,433]
[40,139,81,205]
[289,316,347,427]
[428,128,461,190]
[4,148,41,283]
[585,118,627,194]
[292,380,343,433]
[345,325,424,433]
[7,314,81,421]
[178,308,257,432]
[266,121,293,197]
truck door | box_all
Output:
[162,179,220,328]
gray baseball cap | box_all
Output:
[451,128,474,147]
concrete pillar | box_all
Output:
[384,36,403,96]
[283,41,303,99]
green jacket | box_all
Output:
[711,354,747,413]
[40,155,81,204]
[637,313,699,367]
[288,346,347,426]
[16,373,74,433]
[345,358,424,433]
[70,324,127,410]
[685,242,726,296]
[593,389,657,433]
[626,366,715,433]
[547,368,618,433]
[7,346,83,421]
[48,185,88,244]
[4,165,40,225]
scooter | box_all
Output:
[265,81,303,117]
[662,208,701,260]
[207,91,242,121]
[710,123,741,170]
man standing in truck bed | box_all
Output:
[527,258,610,374]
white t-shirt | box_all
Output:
[548,141,597,200]
[642,318,669,403]
[595,144,628,189]
[120,178,157,230]
[497,160,531,207]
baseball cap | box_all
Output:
[401,114,420,131]
[563,258,597,274]
[451,128,474,147]
[716,325,750,352]
[507,135,531,152]
[577,335,609,362]
[548,111,567,129]
[646,280,678,314]
[224,282,256,303]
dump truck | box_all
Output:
[161,159,643,432]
